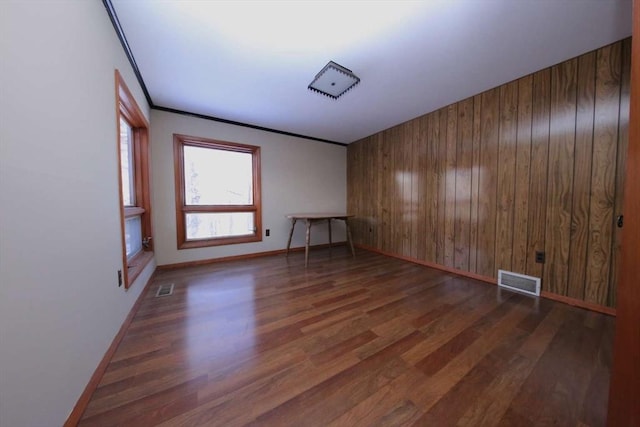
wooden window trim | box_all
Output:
[173,134,262,249]
[127,250,153,285]
[116,70,153,288]
[124,206,145,218]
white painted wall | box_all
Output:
[151,110,347,266]
[0,2,155,426]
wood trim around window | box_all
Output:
[173,134,262,249]
[115,70,153,288]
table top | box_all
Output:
[286,213,354,220]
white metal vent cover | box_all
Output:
[498,270,541,297]
[155,283,174,297]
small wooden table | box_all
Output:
[285,213,355,266]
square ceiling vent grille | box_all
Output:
[308,61,360,99]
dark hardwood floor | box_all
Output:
[79,247,614,426]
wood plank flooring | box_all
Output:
[79,248,614,426]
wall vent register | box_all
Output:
[498,270,541,297]
[155,283,174,297]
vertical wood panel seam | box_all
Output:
[606,46,625,304]
[566,61,579,295]
[564,59,584,295]
[441,110,447,264]
[468,98,474,268]
[494,89,502,277]
[471,100,476,272]
[450,105,458,267]
[475,96,483,273]
[583,55,598,300]
[524,77,535,271]
[453,109,459,266]
[509,83,521,270]
[542,70,552,290]
[447,106,462,267]
[436,115,441,264]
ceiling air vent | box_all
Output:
[155,283,174,297]
[498,270,540,297]
[308,61,360,99]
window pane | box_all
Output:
[125,216,143,258]
[119,117,135,206]
[186,212,255,240]
[183,146,253,205]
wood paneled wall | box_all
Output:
[347,39,630,308]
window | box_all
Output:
[120,117,143,259]
[116,70,153,288]
[173,134,262,249]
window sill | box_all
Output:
[127,250,154,288]
[178,234,261,250]
[124,206,145,218]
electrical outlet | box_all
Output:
[535,251,545,264]
[266,229,270,237]
[118,270,123,287]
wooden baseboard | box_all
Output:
[355,244,616,317]
[64,269,157,426]
[156,242,347,270]
[355,243,497,284]
[540,291,617,316]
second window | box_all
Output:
[174,134,262,249]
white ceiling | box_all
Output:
[110,0,632,144]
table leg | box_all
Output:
[286,218,297,257]
[345,218,355,257]
[305,219,312,267]
[328,219,332,248]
